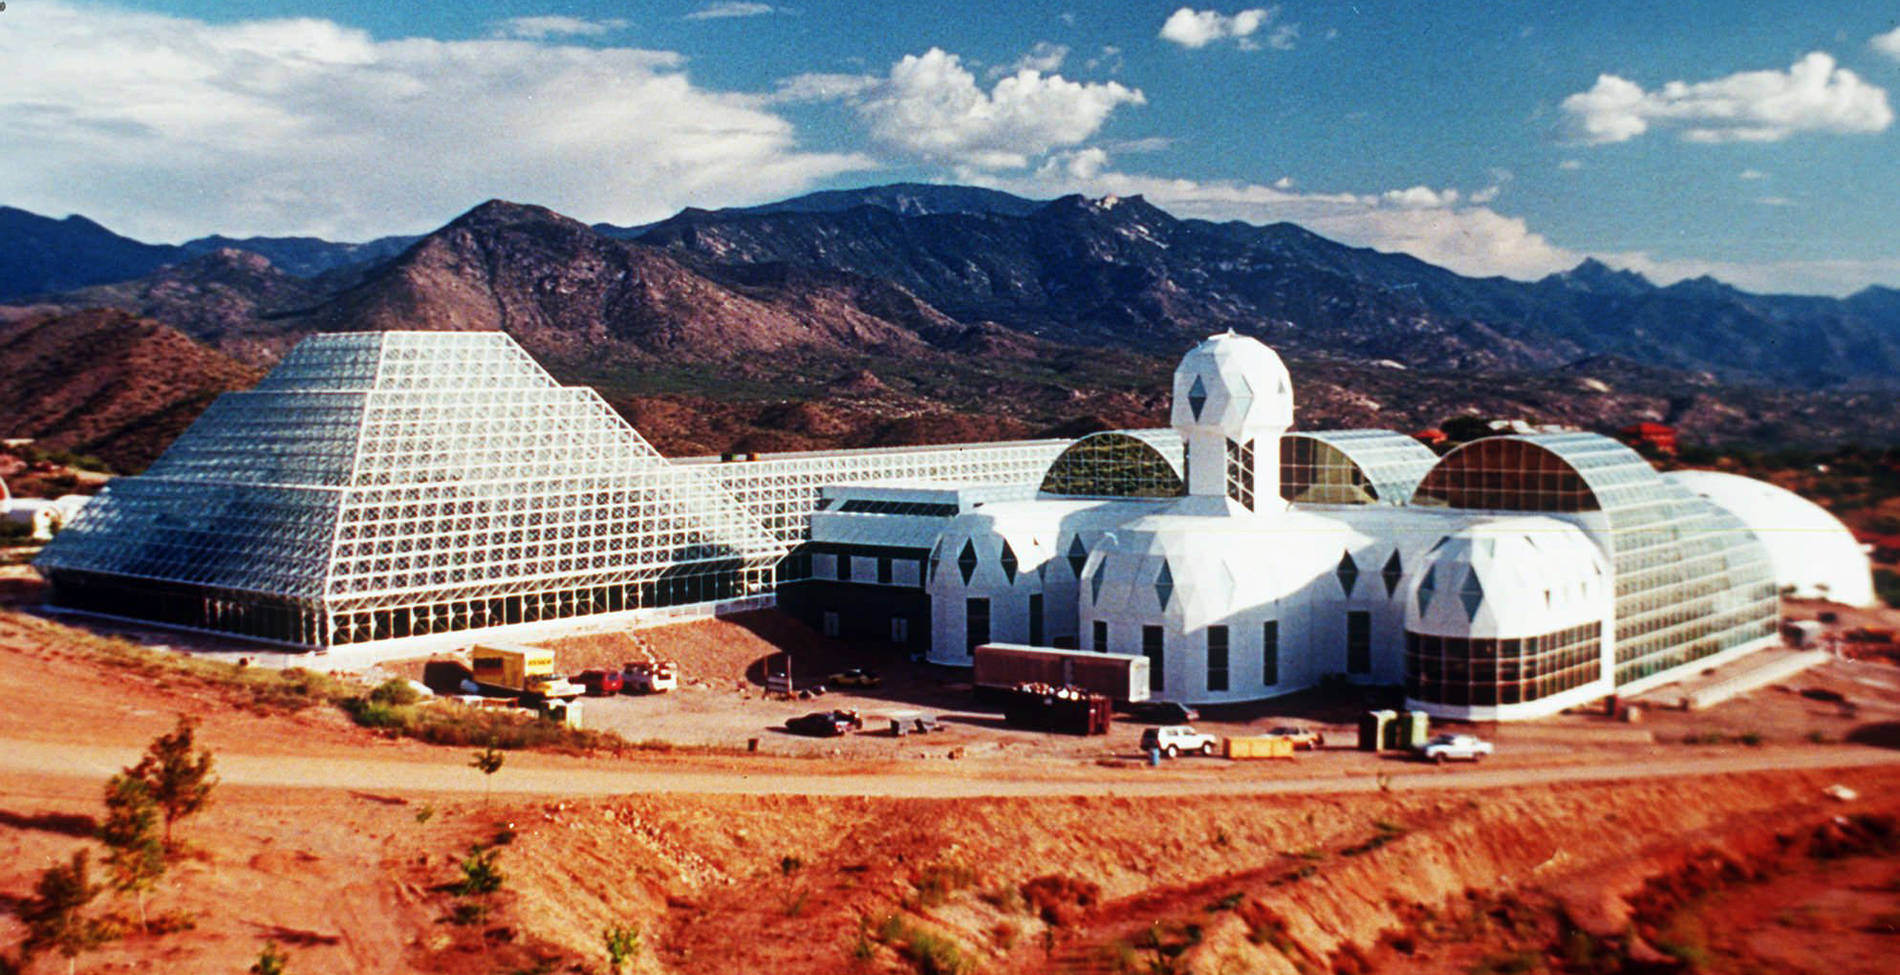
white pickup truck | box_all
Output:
[1417,733,1494,763]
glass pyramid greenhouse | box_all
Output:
[36,332,788,648]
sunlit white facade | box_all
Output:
[37,330,1870,717]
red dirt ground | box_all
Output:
[2,597,1900,974]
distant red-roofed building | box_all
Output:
[1619,422,1677,455]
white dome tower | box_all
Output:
[1169,332,1294,512]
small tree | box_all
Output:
[249,940,288,975]
[130,716,217,850]
[604,923,643,973]
[19,850,112,975]
[469,743,504,806]
[98,773,166,931]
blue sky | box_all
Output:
[5,1,1898,295]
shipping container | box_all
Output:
[1223,736,1296,760]
[999,686,1113,736]
[973,643,1150,702]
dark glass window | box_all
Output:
[1029,593,1044,646]
[1207,625,1229,692]
[965,598,990,655]
[1262,620,1279,686]
[1142,625,1164,692]
[1347,611,1371,674]
[1093,619,1108,653]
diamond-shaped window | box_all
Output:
[1417,565,1436,615]
[1188,375,1208,421]
[1067,535,1088,578]
[1000,540,1019,584]
[1460,569,1485,620]
[1382,550,1402,596]
[957,540,979,585]
[1155,561,1175,609]
[1336,551,1359,596]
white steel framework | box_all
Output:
[38,332,786,647]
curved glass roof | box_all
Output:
[1280,430,1438,506]
[1039,429,1185,498]
[1409,433,1778,685]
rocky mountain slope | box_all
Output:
[638,193,1900,388]
[0,309,264,470]
[7,185,1900,467]
[0,206,414,302]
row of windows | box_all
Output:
[1089,618,1293,696]
[1404,622,1603,707]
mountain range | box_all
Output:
[3,184,1899,471]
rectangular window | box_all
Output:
[1347,610,1371,674]
[965,598,990,655]
[890,616,909,644]
[1093,619,1108,653]
[878,557,892,584]
[837,553,852,582]
[1206,625,1229,692]
[1262,620,1279,686]
[821,611,840,638]
[1143,625,1165,692]
[1029,593,1044,646]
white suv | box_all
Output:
[1417,733,1494,763]
[1140,725,1219,758]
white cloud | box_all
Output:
[1738,168,1767,180]
[1159,7,1294,51]
[685,2,776,20]
[491,16,627,39]
[1085,46,1126,73]
[1561,52,1892,144]
[986,160,1900,294]
[993,42,1070,78]
[1873,25,1900,60]
[770,72,882,103]
[1594,251,1900,297]
[1755,196,1794,207]
[1107,136,1174,154]
[799,48,1144,171]
[0,2,871,240]
[1558,159,1583,170]
[981,166,1575,281]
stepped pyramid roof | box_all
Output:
[37,331,783,647]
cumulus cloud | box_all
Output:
[1159,7,1294,51]
[787,48,1144,171]
[1738,168,1767,180]
[491,16,627,39]
[0,2,871,240]
[1560,52,1892,144]
[1873,25,1900,60]
[1557,159,1583,170]
[981,165,1576,281]
[993,42,1070,77]
[685,2,776,20]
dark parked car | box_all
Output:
[572,669,624,697]
[786,712,854,737]
[1132,701,1200,724]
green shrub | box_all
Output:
[368,677,422,707]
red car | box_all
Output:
[572,669,624,697]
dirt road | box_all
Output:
[8,733,1897,799]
